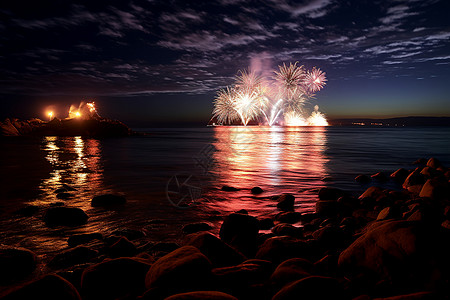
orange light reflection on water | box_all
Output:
[36,136,104,212]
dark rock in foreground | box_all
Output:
[43,207,88,226]
[81,257,151,300]
[144,246,212,297]
[91,194,126,207]
[0,247,37,284]
[1,274,81,300]
[1,117,131,137]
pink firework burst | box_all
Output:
[305,67,327,92]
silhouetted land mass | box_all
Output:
[1,117,131,137]
[330,116,450,126]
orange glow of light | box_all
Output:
[75,111,81,118]
[47,111,53,119]
[87,102,96,113]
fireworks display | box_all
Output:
[212,62,328,126]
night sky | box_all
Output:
[1,0,450,125]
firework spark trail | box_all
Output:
[212,61,328,126]
[304,67,327,93]
[212,87,239,125]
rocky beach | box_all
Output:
[1,157,449,300]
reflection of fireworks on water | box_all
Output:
[212,61,327,126]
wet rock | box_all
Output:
[14,205,39,217]
[426,157,441,169]
[312,225,349,251]
[258,218,275,230]
[68,233,103,247]
[420,167,438,178]
[419,178,449,200]
[377,207,399,220]
[413,158,427,165]
[315,200,338,217]
[251,186,264,194]
[0,247,37,284]
[338,220,441,288]
[144,246,212,294]
[56,192,72,200]
[221,185,239,191]
[184,232,245,267]
[276,193,295,211]
[272,224,303,238]
[373,291,436,299]
[403,169,425,189]
[314,254,338,277]
[212,262,271,295]
[275,211,302,224]
[355,175,371,184]
[0,274,81,300]
[359,186,385,201]
[442,219,450,230]
[107,236,137,257]
[165,291,238,300]
[256,236,311,264]
[81,257,151,300]
[390,168,409,183]
[91,194,126,207]
[371,172,388,181]
[48,246,98,269]
[182,222,213,234]
[111,228,145,240]
[270,258,313,290]
[318,187,345,201]
[272,276,344,300]
[43,207,88,226]
[219,213,259,257]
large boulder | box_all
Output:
[144,246,212,294]
[403,169,425,189]
[0,247,37,284]
[256,236,312,264]
[182,222,213,234]
[43,207,88,226]
[1,274,81,300]
[272,276,344,300]
[184,232,246,267]
[338,220,444,288]
[81,257,151,300]
[419,178,449,200]
[270,258,313,290]
[165,291,238,300]
[219,213,259,256]
[212,262,271,296]
[91,194,126,207]
[390,168,409,183]
[426,157,441,169]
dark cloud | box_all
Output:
[1,0,450,120]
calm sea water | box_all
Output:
[1,126,449,262]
